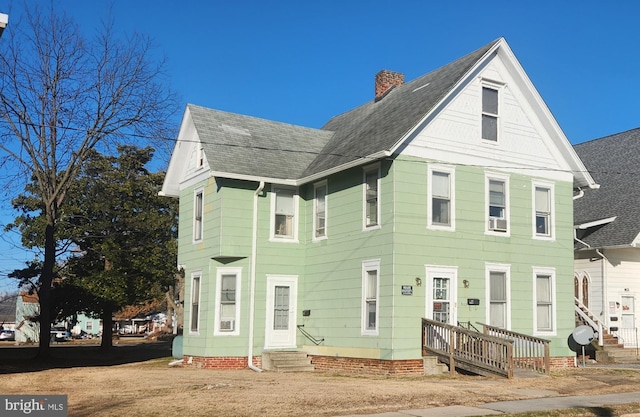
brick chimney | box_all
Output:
[375,69,404,101]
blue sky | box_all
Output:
[1,0,639,293]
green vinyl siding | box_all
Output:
[178,155,576,361]
[389,156,575,357]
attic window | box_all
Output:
[482,86,499,141]
[220,124,251,136]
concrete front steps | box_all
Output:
[262,351,314,372]
[423,355,448,375]
[595,333,640,364]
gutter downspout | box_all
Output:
[596,248,609,344]
[248,181,265,372]
[573,188,584,200]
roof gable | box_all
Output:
[162,38,597,194]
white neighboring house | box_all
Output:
[574,128,640,348]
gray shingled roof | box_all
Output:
[189,105,333,180]
[574,128,640,248]
[191,39,500,182]
[305,40,500,176]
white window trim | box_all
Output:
[480,79,503,143]
[485,263,511,330]
[532,180,555,241]
[363,164,381,231]
[485,172,510,236]
[269,186,299,243]
[533,267,557,336]
[425,265,458,325]
[361,259,380,336]
[214,267,242,336]
[313,180,328,241]
[189,271,202,335]
[193,187,204,243]
[197,145,205,169]
[427,164,455,231]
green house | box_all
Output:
[161,38,597,373]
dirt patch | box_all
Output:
[1,341,640,417]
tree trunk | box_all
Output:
[36,221,55,358]
[101,305,113,350]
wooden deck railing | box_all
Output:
[479,323,550,375]
[422,318,514,378]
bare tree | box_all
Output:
[0,6,178,357]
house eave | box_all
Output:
[298,151,391,185]
[209,151,392,187]
[209,170,298,186]
[574,216,617,230]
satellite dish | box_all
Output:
[572,325,596,346]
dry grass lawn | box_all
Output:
[1,340,640,417]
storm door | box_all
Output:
[426,267,457,325]
[265,275,298,349]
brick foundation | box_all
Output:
[180,354,576,374]
[310,355,425,375]
[549,356,576,369]
[182,355,262,370]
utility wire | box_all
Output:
[0,119,620,177]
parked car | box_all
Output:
[50,327,71,342]
[0,330,15,341]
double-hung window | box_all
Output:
[482,84,499,141]
[193,189,204,242]
[215,267,241,335]
[272,187,297,240]
[362,260,380,335]
[428,165,455,229]
[313,182,327,240]
[364,166,380,229]
[534,268,556,334]
[486,264,510,329]
[533,182,554,239]
[486,174,509,234]
[190,272,202,333]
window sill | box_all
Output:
[269,237,300,244]
[363,225,381,232]
[533,234,555,242]
[533,330,556,337]
[427,224,455,232]
[485,230,511,237]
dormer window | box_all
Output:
[482,85,499,141]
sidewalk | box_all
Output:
[336,391,640,417]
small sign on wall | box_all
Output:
[401,285,413,295]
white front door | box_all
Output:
[265,275,298,349]
[425,266,457,325]
[621,295,635,328]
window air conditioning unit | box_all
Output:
[219,319,235,331]
[488,217,507,232]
